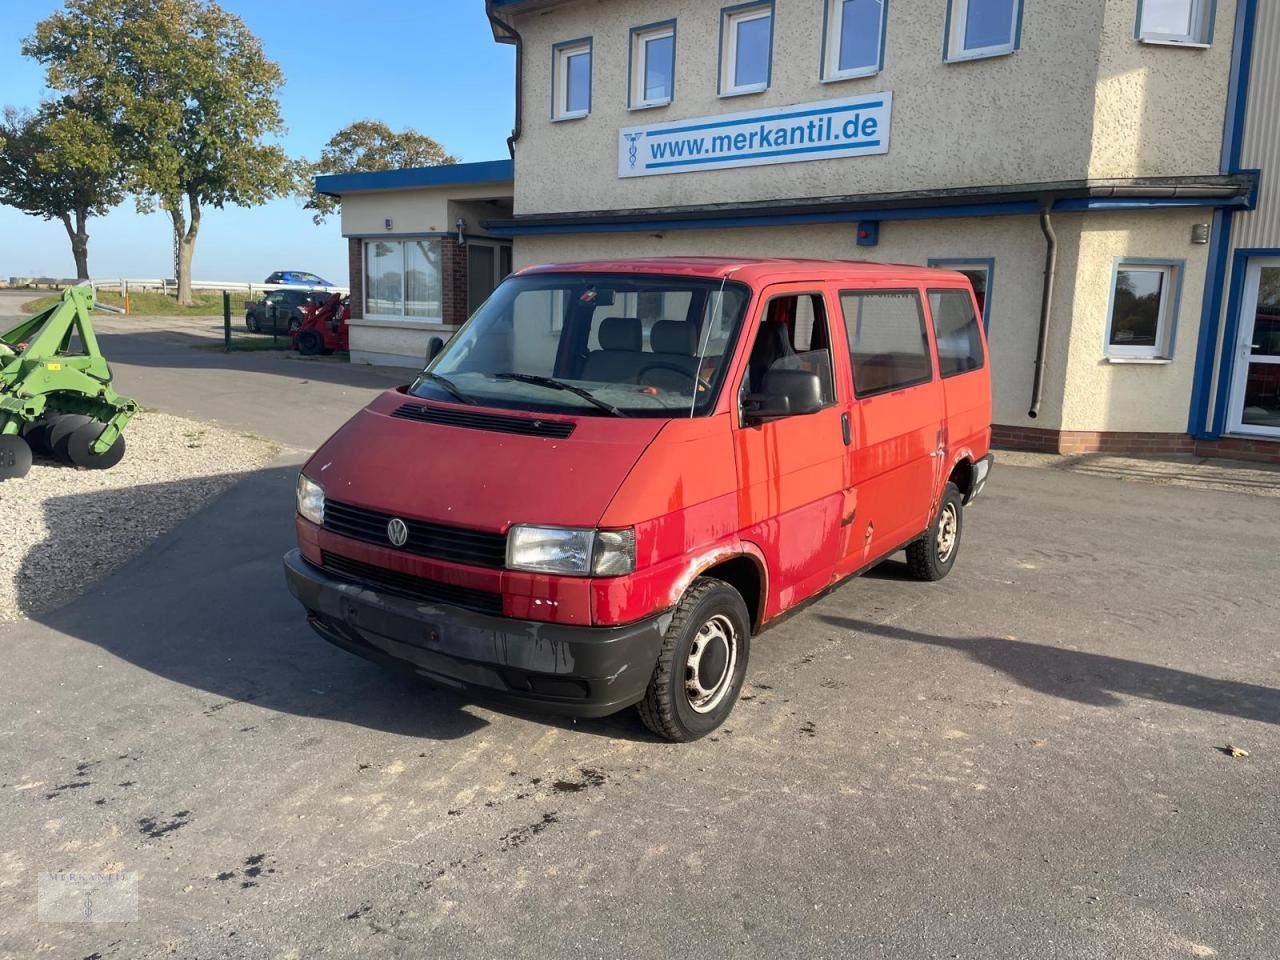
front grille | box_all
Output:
[324,500,507,569]
[392,402,575,439]
[320,551,503,616]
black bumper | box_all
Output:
[283,549,670,718]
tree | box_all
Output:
[0,98,126,279]
[305,121,458,225]
[24,0,298,305]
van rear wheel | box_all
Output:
[638,577,750,742]
[906,482,963,582]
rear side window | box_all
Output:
[839,289,933,397]
[928,288,985,377]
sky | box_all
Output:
[0,0,515,285]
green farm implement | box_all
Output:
[0,287,137,479]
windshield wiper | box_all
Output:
[419,371,475,405]
[493,372,627,417]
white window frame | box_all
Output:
[719,2,773,97]
[363,237,445,324]
[822,0,888,82]
[630,20,676,110]
[1136,0,1213,46]
[552,38,592,121]
[944,0,1022,63]
[1104,259,1182,361]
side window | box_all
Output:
[839,289,933,397]
[928,288,985,378]
[552,38,592,121]
[745,293,836,405]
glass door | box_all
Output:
[1227,257,1280,437]
[467,242,514,316]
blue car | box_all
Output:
[265,270,334,287]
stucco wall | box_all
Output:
[341,183,513,237]
[1058,209,1214,432]
[512,214,1071,429]
[507,0,1234,217]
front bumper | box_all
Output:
[283,549,670,718]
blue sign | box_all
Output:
[618,93,892,178]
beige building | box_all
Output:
[321,0,1276,461]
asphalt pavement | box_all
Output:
[0,298,1276,959]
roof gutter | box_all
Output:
[486,0,524,159]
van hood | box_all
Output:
[304,390,669,532]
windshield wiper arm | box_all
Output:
[493,372,627,417]
[419,371,476,405]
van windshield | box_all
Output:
[409,273,751,417]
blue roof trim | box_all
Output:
[484,194,1249,237]
[314,159,514,197]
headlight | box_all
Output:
[506,525,636,576]
[296,473,325,525]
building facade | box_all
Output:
[478,0,1276,461]
[315,162,514,367]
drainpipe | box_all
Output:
[1028,202,1057,419]
[486,1,524,159]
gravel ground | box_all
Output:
[0,412,277,621]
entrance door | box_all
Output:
[467,242,514,315]
[1227,257,1280,437]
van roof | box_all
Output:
[516,257,969,285]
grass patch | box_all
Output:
[21,289,230,316]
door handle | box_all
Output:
[841,412,851,446]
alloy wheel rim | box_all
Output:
[685,614,738,714]
[936,503,959,563]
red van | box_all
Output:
[285,258,992,741]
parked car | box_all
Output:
[283,258,993,741]
[245,290,329,334]
[265,270,334,287]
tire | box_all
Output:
[22,418,55,456]
[287,314,302,334]
[296,330,323,356]
[906,482,963,582]
[638,577,751,742]
[246,312,260,333]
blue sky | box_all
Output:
[0,1,515,284]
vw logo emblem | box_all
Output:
[386,517,409,547]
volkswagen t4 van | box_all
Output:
[284,258,993,741]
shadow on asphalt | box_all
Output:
[822,615,1280,726]
[22,463,648,743]
[96,329,419,390]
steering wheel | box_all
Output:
[637,361,712,393]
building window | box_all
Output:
[840,289,934,397]
[1137,0,1213,45]
[945,0,1023,62]
[719,2,773,96]
[630,21,676,109]
[1105,260,1183,360]
[928,258,994,330]
[552,38,592,120]
[365,238,443,320]
[823,0,887,81]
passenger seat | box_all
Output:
[581,316,644,382]
[648,320,702,382]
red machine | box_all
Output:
[292,293,349,356]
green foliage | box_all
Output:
[305,120,458,225]
[0,98,127,278]
[23,0,299,302]
[21,289,225,316]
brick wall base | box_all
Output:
[993,424,1280,465]
[347,238,363,321]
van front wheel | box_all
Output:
[906,482,963,582]
[638,577,750,742]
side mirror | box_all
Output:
[426,335,445,363]
[743,368,824,423]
